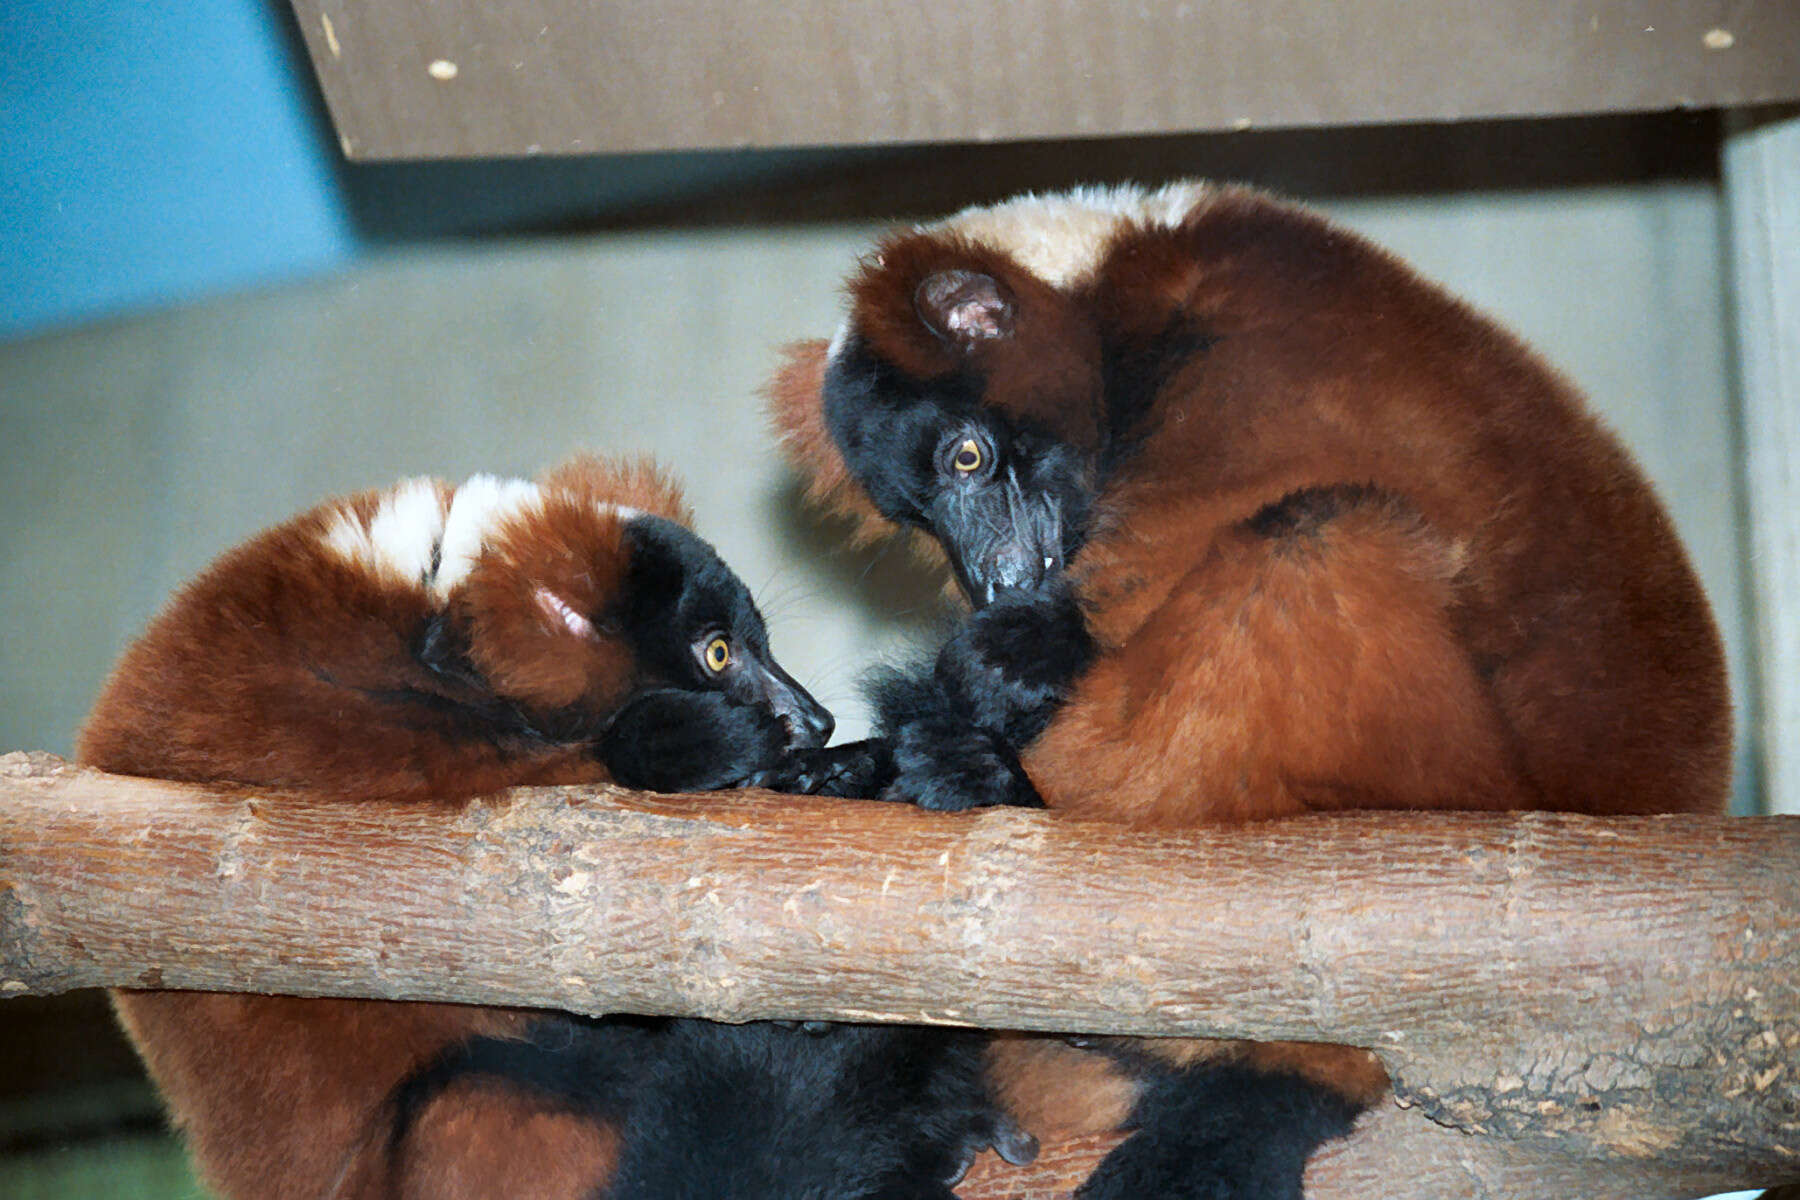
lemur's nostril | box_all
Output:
[781,701,834,751]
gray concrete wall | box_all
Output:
[0,182,1755,809]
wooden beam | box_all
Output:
[286,1,1800,160]
[2,752,1796,1195]
[1726,107,1800,816]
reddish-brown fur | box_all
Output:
[375,1083,622,1200]
[771,186,1731,1148]
[768,342,888,548]
[79,456,686,1200]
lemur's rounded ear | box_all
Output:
[533,587,598,640]
[915,270,1015,349]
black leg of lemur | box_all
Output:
[1076,1064,1364,1200]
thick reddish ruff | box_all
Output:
[770,184,1731,1147]
[79,457,688,1200]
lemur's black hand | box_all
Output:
[934,580,1094,746]
[747,738,896,799]
[882,716,1042,810]
[862,580,1090,811]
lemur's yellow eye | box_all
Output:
[703,636,732,673]
[952,439,983,473]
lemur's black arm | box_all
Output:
[756,581,1093,808]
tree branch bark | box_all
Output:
[2,751,1796,1197]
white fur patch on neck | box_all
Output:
[594,502,644,524]
[430,474,544,600]
[825,318,853,363]
[924,180,1212,290]
[321,475,644,602]
[321,477,447,586]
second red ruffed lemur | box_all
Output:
[80,455,1030,1200]
[765,182,1732,1197]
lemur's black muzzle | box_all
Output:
[932,468,1066,607]
[744,658,835,751]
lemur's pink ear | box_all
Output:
[765,339,898,550]
[534,587,596,640]
[914,270,1015,349]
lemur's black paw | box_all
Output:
[935,582,1094,746]
[883,720,1042,811]
[929,1112,1038,1195]
[876,1064,1038,1197]
[747,738,896,798]
[984,1115,1042,1169]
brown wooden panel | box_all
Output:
[288,1,1800,161]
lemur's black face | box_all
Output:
[415,495,832,793]
[822,336,1095,607]
[616,515,834,753]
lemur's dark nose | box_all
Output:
[760,662,835,750]
[784,691,835,751]
[940,466,1065,608]
[984,543,1051,599]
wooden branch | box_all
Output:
[2,751,1796,1198]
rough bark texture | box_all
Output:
[2,752,1796,1196]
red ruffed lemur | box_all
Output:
[764,182,1733,1197]
[78,454,1030,1200]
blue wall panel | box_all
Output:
[0,1,356,340]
